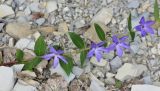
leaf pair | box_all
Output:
[23,36,47,71]
[69,32,87,67]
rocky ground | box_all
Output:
[0,0,160,91]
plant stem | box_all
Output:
[63,47,90,56]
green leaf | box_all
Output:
[80,50,87,67]
[154,0,160,21]
[34,36,47,56]
[128,13,132,32]
[60,56,73,76]
[115,79,123,88]
[94,23,106,41]
[68,32,85,49]
[23,57,41,71]
[16,49,24,63]
[130,31,135,42]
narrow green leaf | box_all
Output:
[23,57,41,71]
[16,49,24,63]
[68,32,85,49]
[128,13,132,32]
[154,0,160,21]
[34,36,47,56]
[130,31,135,42]
[94,23,106,41]
[80,50,87,67]
[60,56,73,76]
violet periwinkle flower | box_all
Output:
[107,35,130,57]
[42,46,67,68]
[134,16,155,37]
[87,42,109,62]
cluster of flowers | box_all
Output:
[42,17,155,68]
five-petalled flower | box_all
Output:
[87,42,109,62]
[107,35,130,57]
[42,46,67,68]
[134,16,155,37]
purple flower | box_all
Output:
[87,42,109,62]
[134,17,155,37]
[42,46,67,68]
[107,35,130,57]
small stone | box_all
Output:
[128,0,140,8]
[15,38,35,50]
[0,4,14,18]
[24,6,31,15]
[6,22,33,39]
[3,48,16,63]
[110,56,122,72]
[143,76,152,84]
[32,31,41,41]
[13,80,38,91]
[105,78,115,85]
[74,19,86,28]
[72,66,84,77]
[36,60,48,74]
[29,3,40,12]
[90,56,107,67]
[151,47,158,54]
[58,22,68,33]
[130,43,140,54]
[41,74,68,91]
[12,64,24,73]
[115,63,147,82]
[92,7,113,25]
[35,27,56,36]
[90,80,105,91]
[36,18,45,26]
[50,64,75,83]
[8,38,14,47]
[18,70,36,79]
[0,23,5,32]
[0,66,15,91]
[131,85,160,91]
[23,49,36,61]
[46,0,58,13]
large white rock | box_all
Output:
[131,85,160,91]
[13,80,38,91]
[15,38,35,50]
[115,63,147,82]
[0,66,15,91]
[50,64,75,83]
[0,4,14,18]
[90,80,105,91]
[46,0,58,13]
[91,7,113,25]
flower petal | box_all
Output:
[58,55,67,64]
[42,53,55,60]
[87,48,95,58]
[140,30,147,37]
[57,50,64,54]
[139,17,145,24]
[53,56,59,68]
[97,41,105,47]
[145,21,155,26]
[112,35,119,43]
[49,46,57,53]
[95,51,102,62]
[116,45,123,57]
[134,25,142,31]
[119,43,130,49]
[145,27,154,34]
[91,42,96,48]
[119,36,128,42]
[107,43,116,51]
